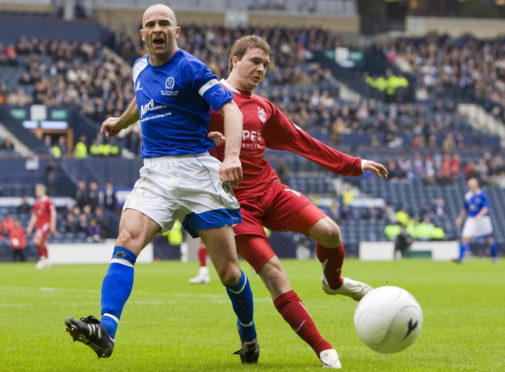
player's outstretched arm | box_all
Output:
[218,100,243,186]
[361,159,388,179]
[26,214,36,235]
[101,97,140,139]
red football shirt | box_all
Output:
[209,80,363,194]
[32,195,56,230]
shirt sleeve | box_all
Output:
[262,103,363,176]
[184,58,233,111]
[481,193,491,209]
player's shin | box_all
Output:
[459,242,469,261]
[490,241,497,260]
[100,246,137,339]
[226,270,257,342]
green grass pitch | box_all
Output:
[1,258,504,371]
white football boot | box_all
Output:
[189,267,210,284]
[320,349,342,369]
[36,257,51,270]
[322,277,372,301]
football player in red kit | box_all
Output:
[27,183,56,269]
[189,239,211,284]
[208,35,388,369]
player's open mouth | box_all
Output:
[153,38,164,46]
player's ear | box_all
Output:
[232,55,239,68]
[175,26,181,39]
[140,28,145,42]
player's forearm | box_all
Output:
[221,101,243,159]
[51,214,57,231]
[119,97,140,128]
[27,216,36,232]
[476,207,489,218]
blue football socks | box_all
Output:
[490,241,497,260]
[100,246,137,339]
[458,242,469,261]
[226,270,257,342]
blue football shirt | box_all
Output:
[132,49,233,158]
[464,189,490,217]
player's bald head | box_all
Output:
[142,3,177,27]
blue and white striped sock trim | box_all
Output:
[102,313,119,324]
[239,320,253,327]
[110,258,134,267]
[227,274,248,294]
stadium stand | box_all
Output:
[1,9,504,260]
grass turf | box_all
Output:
[0,258,503,371]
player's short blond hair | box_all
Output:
[35,183,46,192]
[228,35,271,73]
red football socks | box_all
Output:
[36,244,48,258]
[197,246,208,267]
[274,290,332,356]
[316,243,344,290]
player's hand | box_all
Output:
[219,156,243,187]
[208,131,225,146]
[101,117,127,139]
[362,159,388,179]
[455,217,462,227]
[474,215,482,221]
[50,226,57,234]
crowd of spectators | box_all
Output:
[1,27,500,160]
[375,33,505,121]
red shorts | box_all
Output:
[234,181,327,271]
[34,224,49,243]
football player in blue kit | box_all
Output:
[64,3,259,363]
[455,177,498,263]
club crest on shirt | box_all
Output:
[257,107,267,123]
[161,76,178,96]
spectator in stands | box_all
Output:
[63,213,80,234]
[88,182,100,210]
[94,206,109,238]
[44,160,59,195]
[9,219,26,262]
[74,180,90,211]
[73,135,88,158]
[394,223,413,259]
[2,213,14,236]
[341,182,355,206]
[17,195,32,213]
[86,218,101,242]
[100,181,117,212]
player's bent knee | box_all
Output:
[115,230,142,255]
[217,265,242,287]
[318,221,342,247]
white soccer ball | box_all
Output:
[354,286,423,353]
[12,238,19,247]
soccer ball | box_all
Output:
[354,286,423,353]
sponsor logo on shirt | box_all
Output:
[140,98,167,118]
[242,130,263,149]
